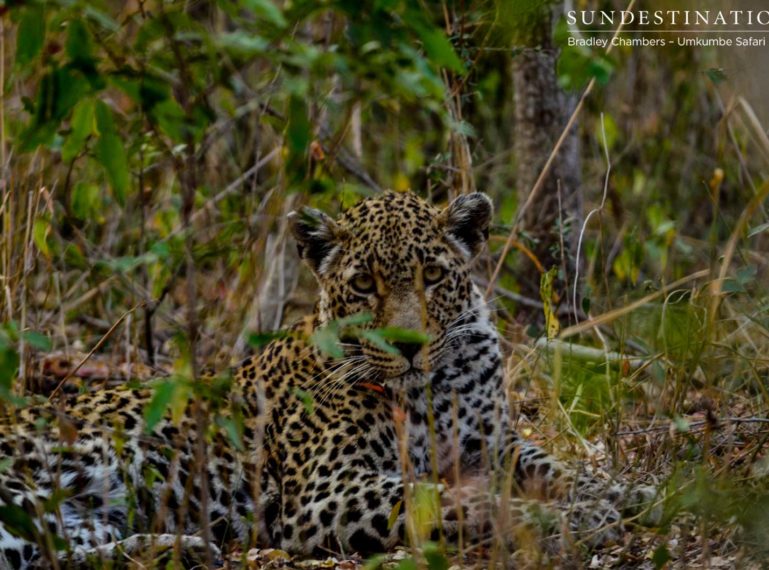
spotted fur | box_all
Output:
[0,192,655,567]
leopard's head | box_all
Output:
[289,191,492,389]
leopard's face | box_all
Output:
[290,191,492,389]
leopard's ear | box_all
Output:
[288,207,344,275]
[441,192,493,259]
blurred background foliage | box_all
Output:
[2,0,769,564]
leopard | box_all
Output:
[0,191,657,568]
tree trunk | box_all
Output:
[512,6,582,320]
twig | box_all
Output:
[48,303,145,401]
[616,417,769,437]
[534,338,646,369]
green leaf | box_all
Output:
[722,278,745,294]
[216,32,269,56]
[149,241,171,259]
[51,535,69,551]
[287,95,310,156]
[363,554,387,570]
[20,67,91,152]
[151,98,186,142]
[387,500,402,531]
[375,327,430,345]
[424,542,449,570]
[705,67,728,85]
[0,344,20,399]
[411,482,442,543]
[101,253,157,273]
[243,0,288,28]
[410,21,464,74]
[62,99,96,162]
[310,327,344,359]
[360,330,400,355]
[587,56,614,86]
[0,504,37,541]
[292,388,314,415]
[32,219,51,259]
[84,5,119,32]
[94,132,129,203]
[66,20,95,68]
[748,221,769,238]
[43,487,71,514]
[337,312,373,328]
[652,544,672,569]
[736,265,758,285]
[22,331,52,352]
[673,416,690,433]
[144,381,176,433]
[93,103,130,205]
[70,181,101,221]
[539,267,560,339]
[247,331,288,348]
[16,6,46,68]
[110,74,165,109]
[217,416,245,452]
[558,46,614,90]
[94,100,116,134]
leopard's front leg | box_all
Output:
[497,432,660,536]
[277,470,567,556]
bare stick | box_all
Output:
[616,417,769,437]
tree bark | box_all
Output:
[512,6,582,319]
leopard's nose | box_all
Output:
[394,342,422,363]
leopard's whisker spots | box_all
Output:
[304,356,365,387]
[312,361,373,406]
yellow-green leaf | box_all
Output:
[411,482,441,543]
[539,267,560,339]
[144,381,175,433]
[388,499,403,530]
[32,219,51,259]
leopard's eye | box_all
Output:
[423,265,446,286]
[351,273,376,295]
